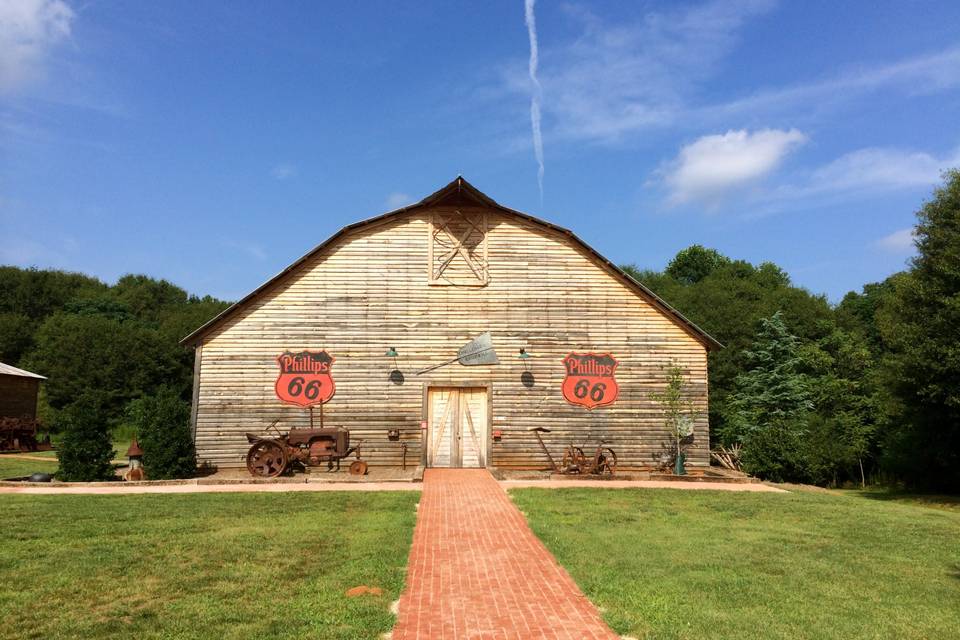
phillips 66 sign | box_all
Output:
[275,350,335,407]
[561,352,619,410]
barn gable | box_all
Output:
[181,177,721,350]
[185,178,719,471]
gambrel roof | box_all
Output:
[181,177,723,350]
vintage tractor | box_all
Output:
[245,422,366,478]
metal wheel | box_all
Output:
[596,447,618,475]
[349,460,368,476]
[561,446,585,473]
[246,440,287,478]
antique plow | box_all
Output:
[528,426,617,476]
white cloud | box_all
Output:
[384,192,414,209]
[662,128,806,205]
[708,46,960,121]
[0,0,74,94]
[712,144,960,218]
[496,2,960,146]
[524,0,544,202]
[270,163,298,180]
[876,228,915,253]
[502,0,775,143]
[809,147,956,193]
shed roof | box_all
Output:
[181,177,723,350]
[0,362,46,380]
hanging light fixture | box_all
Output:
[386,347,404,385]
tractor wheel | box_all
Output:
[349,460,368,476]
[596,448,618,475]
[246,440,287,478]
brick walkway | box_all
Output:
[392,469,618,640]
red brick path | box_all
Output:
[392,469,619,640]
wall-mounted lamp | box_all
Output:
[387,429,400,441]
[386,348,404,385]
[518,347,535,388]
[492,430,503,442]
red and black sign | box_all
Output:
[561,353,619,410]
[275,350,335,407]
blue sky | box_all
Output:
[2,0,959,302]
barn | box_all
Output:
[181,178,721,473]
[0,362,45,420]
[0,362,47,452]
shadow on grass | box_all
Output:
[848,488,960,511]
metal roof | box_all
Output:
[0,362,46,379]
[180,177,723,350]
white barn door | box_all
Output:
[428,387,487,468]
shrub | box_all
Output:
[127,387,195,479]
[56,393,116,481]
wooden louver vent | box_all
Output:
[428,210,489,286]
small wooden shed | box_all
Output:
[0,362,45,420]
[181,178,721,471]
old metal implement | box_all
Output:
[528,426,617,476]
[0,417,52,453]
[245,422,366,478]
[416,332,499,375]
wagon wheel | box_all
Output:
[349,460,368,476]
[246,440,288,478]
[561,447,585,473]
[596,448,618,475]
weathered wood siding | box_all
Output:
[194,205,709,469]
[0,375,40,419]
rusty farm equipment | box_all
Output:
[529,426,617,476]
[245,421,366,478]
[0,417,52,453]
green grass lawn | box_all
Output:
[511,487,960,640]
[0,455,58,480]
[0,491,419,640]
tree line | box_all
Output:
[1,171,957,489]
[0,270,229,426]
[624,170,960,492]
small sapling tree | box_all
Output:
[651,363,701,474]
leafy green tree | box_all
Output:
[114,274,188,322]
[21,313,177,420]
[56,392,116,481]
[127,387,196,479]
[724,312,813,482]
[878,170,960,491]
[666,245,731,284]
[0,267,107,319]
[801,329,880,487]
[0,312,34,364]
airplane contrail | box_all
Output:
[525,0,544,204]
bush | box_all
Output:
[56,393,116,481]
[127,387,195,479]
